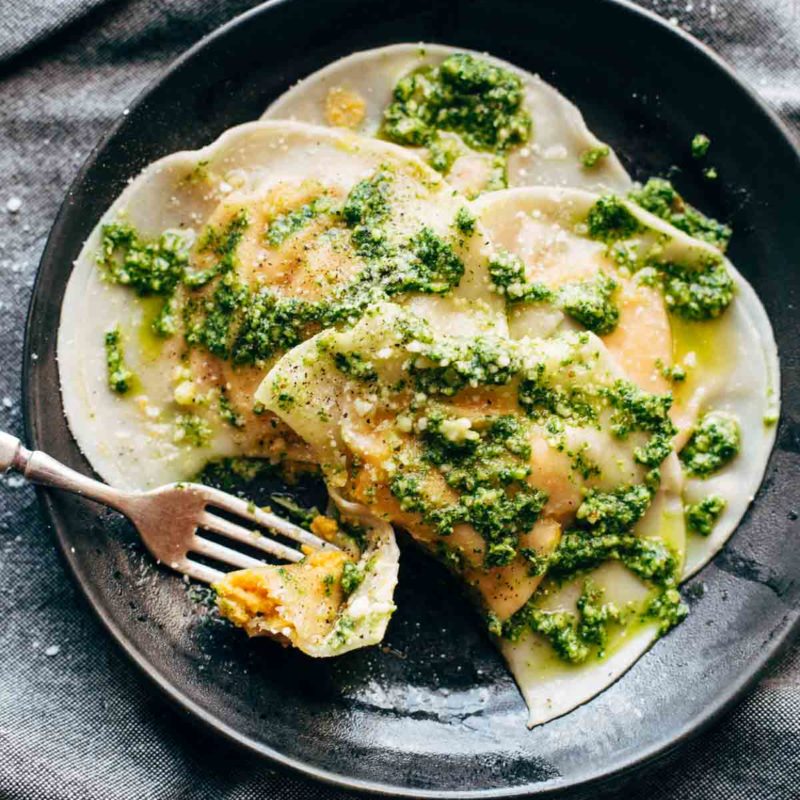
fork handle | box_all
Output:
[0,431,130,512]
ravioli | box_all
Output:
[56,46,779,724]
[255,302,688,720]
[215,499,399,657]
[262,43,631,196]
[58,120,502,491]
[472,186,779,578]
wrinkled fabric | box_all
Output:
[0,1,797,798]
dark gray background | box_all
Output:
[1,1,798,797]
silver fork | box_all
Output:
[0,431,337,584]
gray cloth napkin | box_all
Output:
[0,1,798,797]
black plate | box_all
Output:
[23,0,800,796]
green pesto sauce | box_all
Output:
[428,136,462,173]
[585,193,735,322]
[341,561,365,595]
[628,178,731,250]
[488,250,620,335]
[500,528,686,663]
[98,222,189,295]
[185,209,249,288]
[265,197,331,248]
[175,414,212,447]
[487,248,551,304]
[341,170,393,259]
[685,494,726,536]
[576,484,652,535]
[454,206,476,236]
[390,411,547,567]
[103,326,134,394]
[587,195,642,242]
[102,169,468,370]
[580,145,610,169]
[548,528,677,584]
[557,271,620,335]
[382,53,531,154]
[656,261,734,321]
[680,411,741,477]
[332,351,378,382]
[501,575,685,664]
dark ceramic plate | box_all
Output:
[23,0,800,796]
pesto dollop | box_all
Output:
[587,195,641,243]
[657,262,734,321]
[628,178,731,251]
[382,53,531,187]
[680,411,741,477]
[382,53,531,153]
[580,145,610,169]
[685,494,727,536]
[557,272,620,335]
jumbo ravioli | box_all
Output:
[58,45,778,726]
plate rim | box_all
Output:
[22,0,800,796]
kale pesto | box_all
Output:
[454,206,476,236]
[175,414,212,447]
[657,261,734,321]
[98,223,189,296]
[488,249,620,335]
[184,209,249,288]
[500,521,687,663]
[341,170,393,260]
[103,326,134,394]
[332,351,378,382]
[628,178,731,250]
[587,195,641,242]
[501,580,624,663]
[487,248,551,303]
[339,171,465,297]
[680,411,741,477]
[341,561,365,595]
[520,368,676,473]
[428,136,462,174]
[576,484,652,535]
[583,192,735,322]
[580,145,610,169]
[557,272,620,335]
[644,586,688,634]
[382,53,531,153]
[389,412,547,567]
[685,494,726,536]
[265,197,331,248]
